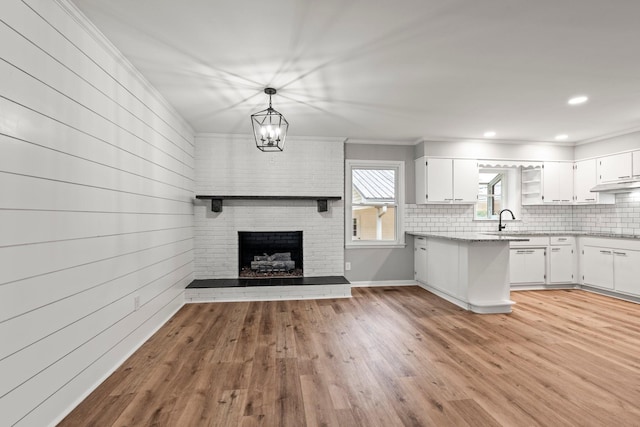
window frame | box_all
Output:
[474,166,521,221]
[345,159,405,249]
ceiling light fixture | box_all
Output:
[483,131,496,138]
[555,134,569,140]
[568,95,588,105]
[251,88,289,152]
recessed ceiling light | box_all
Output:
[568,95,588,105]
[555,134,569,140]
[483,131,496,138]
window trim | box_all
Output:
[345,159,405,248]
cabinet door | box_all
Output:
[598,153,632,183]
[414,239,428,284]
[452,159,478,203]
[549,246,574,283]
[542,162,561,203]
[574,159,597,203]
[633,151,640,178]
[543,162,573,204]
[510,248,546,284]
[582,246,614,289]
[426,158,453,202]
[613,249,640,296]
[415,157,427,204]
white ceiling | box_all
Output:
[71,0,640,144]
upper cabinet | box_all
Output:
[598,152,633,183]
[542,162,573,204]
[415,157,478,204]
[633,151,640,178]
[574,159,614,204]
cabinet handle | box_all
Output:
[454,198,463,201]
[444,198,453,201]
[599,250,612,254]
[558,238,567,241]
[618,175,631,179]
[552,248,560,252]
[585,198,596,201]
[420,247,426,251]
[613,251,626,256]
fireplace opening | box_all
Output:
[238,231,303,278]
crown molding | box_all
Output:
[574,125,640,146]
[53,0,195,137]
[195,132,345,143]
[345,138,420,146]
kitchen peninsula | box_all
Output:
[410,232,528,314]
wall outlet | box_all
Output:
[345,262,351,271]
[133,296,140,311]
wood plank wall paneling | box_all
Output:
[0,0,195,425]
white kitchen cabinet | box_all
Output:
[574,159,614,204]
[521,167,542,205]
[453,159,479,202]
[549,246,574,283]
[414,236,428,284]
[509,248,546,284]
[598,153,633,183]
[633,151,640,178]
[582,246,614,289]
[613,249,640,296]
[543,162,573,204]
[415,157,478,204]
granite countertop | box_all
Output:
[408,232,530,242]
[409,231,640,241]
[484,231,640,240]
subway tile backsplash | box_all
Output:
[405,192,640,235]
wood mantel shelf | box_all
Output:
[195,195,342,212]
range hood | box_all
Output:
[590,180,640,193]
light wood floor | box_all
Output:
[60,287,640,426]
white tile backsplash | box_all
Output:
[405,192,640,234]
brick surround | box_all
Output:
[194,135,344,279]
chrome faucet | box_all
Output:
[498,208,515,231]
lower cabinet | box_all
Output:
[582,246,614,289]
[613,249,640,295]
[548,246,574,283]
[414,236,428,284]
[510,248,546,284]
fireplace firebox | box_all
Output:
[238,231,303,278]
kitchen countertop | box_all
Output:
[408,231,640,241]
[408,232,530,242]
[484,231,640,240]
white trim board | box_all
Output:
[349,280,417,287]
[185,284,352,303]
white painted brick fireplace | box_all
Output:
[194,134,345,279]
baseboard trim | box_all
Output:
[350,280,417,287]
[511,284,578,291]
[185,284,352,302]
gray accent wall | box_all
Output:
[345,144,416,283]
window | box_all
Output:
[346,160,405,248]
[475,167,521,220]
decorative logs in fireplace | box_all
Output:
[250,252,295,273]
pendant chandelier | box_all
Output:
[251,88,289,152]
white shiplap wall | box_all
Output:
[0,1,194,425]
